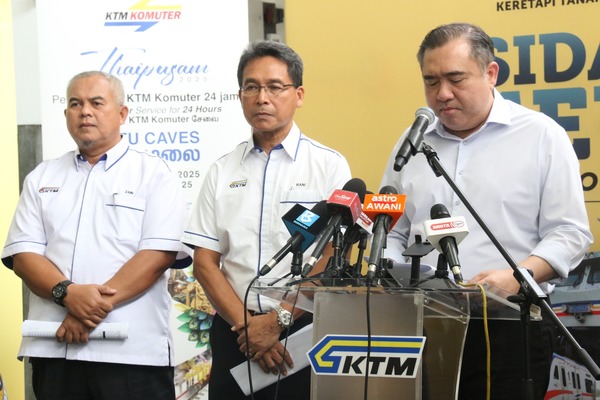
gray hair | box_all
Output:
[417,23,495,73]
[237,41,303,87]
[66,71,125,106]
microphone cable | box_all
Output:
[243,273,305,400]
[363,282,373,400]
[459,281,491,400]
[272,282,303,400]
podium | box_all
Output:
[253,277,529,400]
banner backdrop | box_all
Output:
[36,1,249,398]
[490,17,600,249]
[287,0,600,251]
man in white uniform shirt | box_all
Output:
[182,41,351,399]
[2,71,188,400]
[380,23,592,399]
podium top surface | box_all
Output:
[251,277,539,321]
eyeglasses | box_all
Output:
[240,83,296,98]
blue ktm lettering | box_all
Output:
[145,131,200,145]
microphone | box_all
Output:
[301,178,366,277]
[364,186,406,280]
[393,107,435,172]
[341,210,373,257]
[259,201,330,276]
[423,204,468,283]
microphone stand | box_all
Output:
[402,234,435,285]
[267,250,304,287]
[369,258,398,288]
[322,227,347,286]
[351,234,369,278]
[290,250,303,277]
[419,141,600,397]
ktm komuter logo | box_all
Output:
[307,335,426,378]
[104,0,183,32]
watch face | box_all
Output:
[52,280,72,301]
[278,308,293,327]
[281,313,291,325]
[275,305,293,328]
[52,280,72,306]
[52,284,66,299]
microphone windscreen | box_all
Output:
[430,203,451,219]
[311,200,330,219]
[342,178,367,203]
[416,106,435,123]
[378,185,398,195]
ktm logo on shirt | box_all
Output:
[39,187,60,193]
[229,180,247,189]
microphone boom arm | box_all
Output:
[419,141,600,382]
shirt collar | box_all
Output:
[428,88,510,140]
[240,122,301,163]
[485,88,511,126]
[74,136,129,170]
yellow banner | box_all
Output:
[288,0,600,250]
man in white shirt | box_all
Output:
[2,71,188,400]
[182,41,351,399]
[380,23,592,400]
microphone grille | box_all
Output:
[430,203,451,219]
[311,200,330,218]
[342,178,367,203]
[416,107,435,124]
[378,185,398,195]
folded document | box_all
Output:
[22,320,128,340]
[230,324,313,396]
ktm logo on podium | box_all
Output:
[307,335,426,378]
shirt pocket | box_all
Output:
[107,194,146,242]
[279,189,322,216]
[281,189,321,205]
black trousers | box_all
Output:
[208,313,312,400]
[458,317,556,400]
[30,358,175,400]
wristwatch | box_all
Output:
[51,280,73,307]
[274,304,294,329]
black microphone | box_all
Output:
[365,186,405,281]
[423,204,469,283]
[341,190,373,257]
[301,178,367,277]
[341,210,373,258]
[393,107,435,172]
[259,201,330,276]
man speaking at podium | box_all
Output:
[380,23,592,399]
[182,41,351,400]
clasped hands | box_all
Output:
[55,284,116,344]
[232,313,294,376]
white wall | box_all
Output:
[12,0,40,125]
